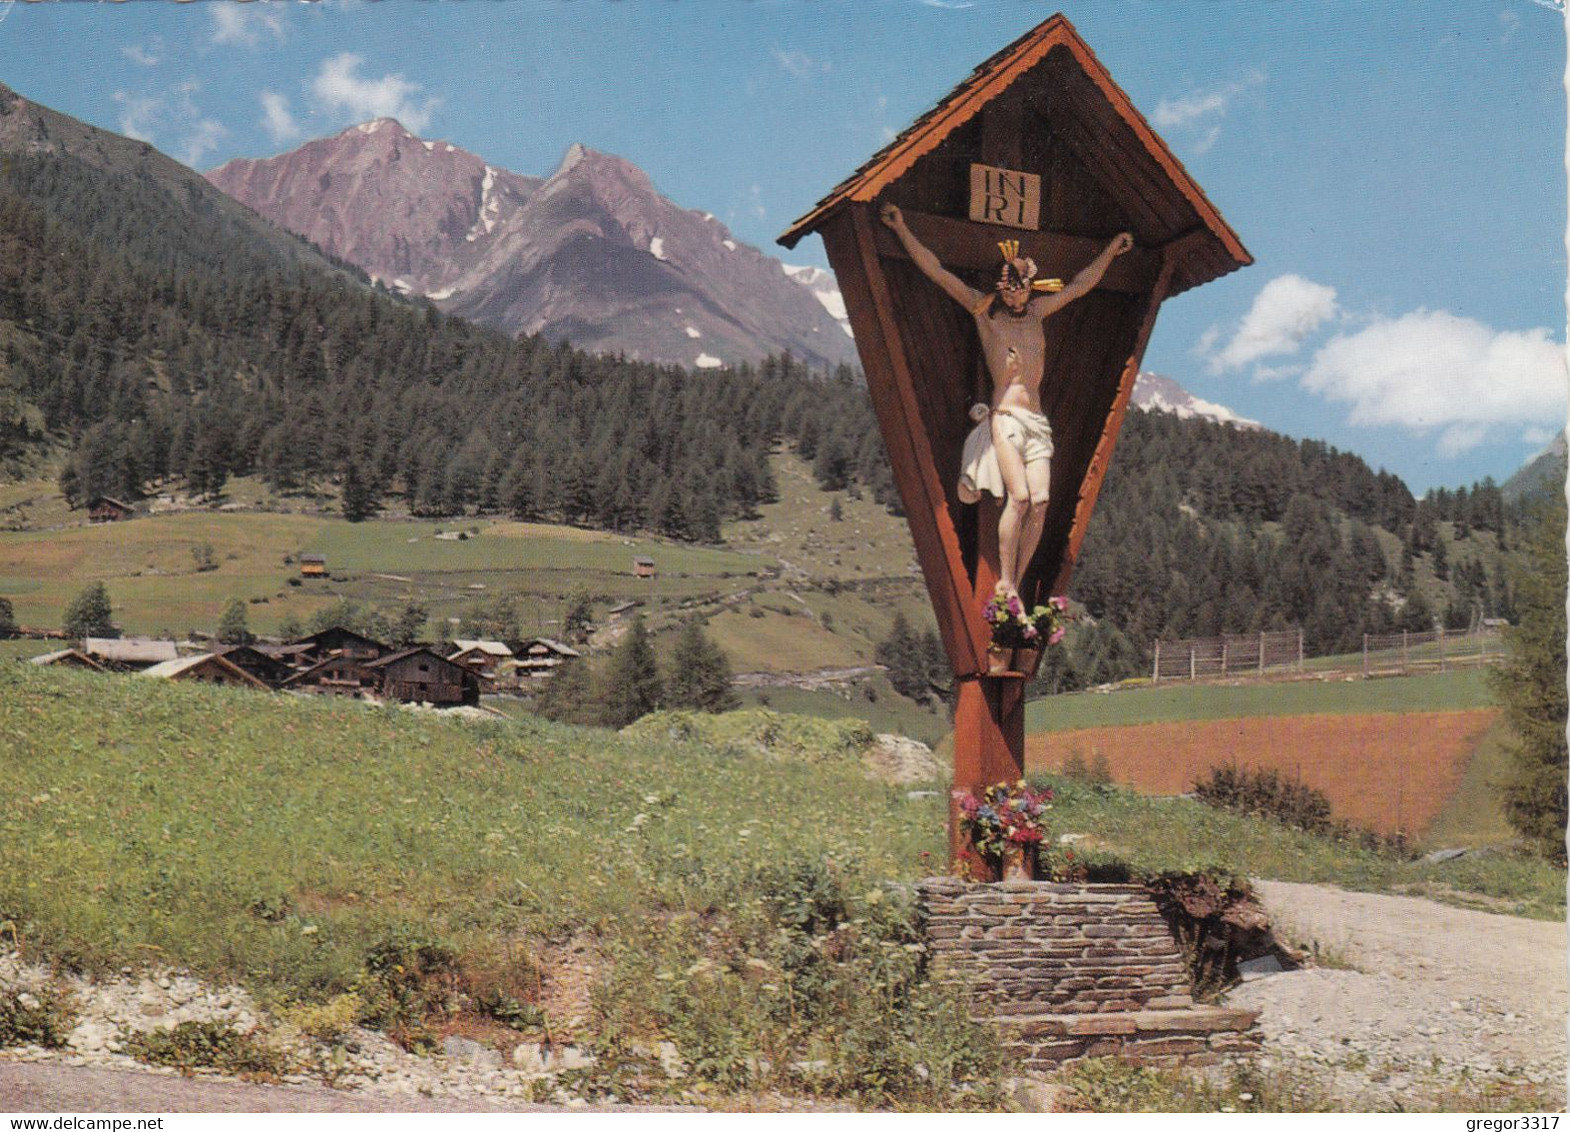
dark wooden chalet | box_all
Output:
[365,647,480,707]
[290,626,389,665]
[87,497,135,523]
[632,556,656,578]
[282,655,380,700]
[214,644,300,689]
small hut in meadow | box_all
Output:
[87,497,135,523]
[299,554,328,578]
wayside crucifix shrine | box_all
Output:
[779,14,1251,876]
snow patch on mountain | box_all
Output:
[1131,371,1261,430]
[650,236,666,261]
[685,326,702,339]
[695,353,723,369]
[784,264,852,337]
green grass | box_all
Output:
[1027,669,1495,733]
[1419,718,1520,850]
[737,679,952,748]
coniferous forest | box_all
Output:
[0,143,1525,683]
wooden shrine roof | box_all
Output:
[778,13,1251,296]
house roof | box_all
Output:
[364,646,470,672]
[139,653,269,688]
[452,639,513,657]
[90,497,133,510]
[299,554,327,563]
[29,648,106,670]
[83,637,179,664]
[520,638,582,658]
[777,13,1249,297]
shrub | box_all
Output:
[0,984,75,1048]
[127,1021,288,1080]
[1193,764,1333,833]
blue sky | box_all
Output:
[0,0,1563,494]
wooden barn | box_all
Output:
[214,644,300,689]
[365,647,479,707]
[299,554,328,578]
[140,653,270,691]
[290,626,388,665]
[82,636,179,672]
[632,556,656,579]
[87,497,135,523]
[282,656,380,700]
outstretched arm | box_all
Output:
[880,203,983,312]
[1035,232,1134,316]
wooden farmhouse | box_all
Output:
[82,636,180,672]
[291,626,389,665]
[214,644,300,689]
[282,656,380,700]
[140,653,270,691]
[513,638,582,680]
[632,556,656,579]
[778,13,1247,869]
[29,648,107,672]
[365,647,480,707]
[448,639,513,678]
[87,497,135,523]
[299,554,328,578]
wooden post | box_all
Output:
[1152,639,1161,683]
[1297,630,1304,673]
[1189,646,1196,682]
[1220,640,1229,678]
[1363,634,1369,679]
[1401,630,1409,674]
[949,674,1028,879]
[1438,626,1446,672]
[1258,631,1265,676]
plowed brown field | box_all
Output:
[1025,709,1500,835]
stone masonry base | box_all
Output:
[919,878,1260,1071]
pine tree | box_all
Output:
[665,620,739,713]
[63,581,115,640]
[216,597,251,645]
[562,588,594,646]
[1488,495,1568,862]
[596,616,663,728]
[536,656,593,725]
[341,461,378,522]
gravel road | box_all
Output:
[1224,880,1567,1109]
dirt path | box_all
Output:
[1225,880,1567,1108]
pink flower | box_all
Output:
[1050,595,1069,612]
[1048,627,1066,646]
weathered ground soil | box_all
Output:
[1026,710,1499,834]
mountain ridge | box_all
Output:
[207,122,859,371]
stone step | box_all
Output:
[992,1004,1259,1040]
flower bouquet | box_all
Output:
[983,586,1069,650]
[959,780,1053,880]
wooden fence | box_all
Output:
[1152,630,1303,682]
[1152,625,1505,683]
[1360,626,1502,677]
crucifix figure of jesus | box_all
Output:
[880,203,1133,602]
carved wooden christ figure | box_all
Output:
[880,203,1133,602]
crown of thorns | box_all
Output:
[996,240,1063,294]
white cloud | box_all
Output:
[311,53,438,134]
[112,81,227,168]
[1301,310,1568,453]
[259,91,301,143]
[121,38,162,67]
[1154,70,1266,130]
[772,48,828,79]
[1522,425,1558,447]
[211,3,286,47]
[1209,274,1339,375]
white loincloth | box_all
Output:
[957,405,1053,505]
